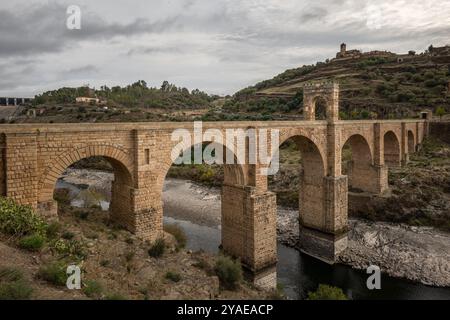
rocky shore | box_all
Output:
[60,170,450,288]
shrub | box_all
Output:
[307,284,348,300]
[0,280,33,300]
[165,271,182,283]
[214,256,243,290]
[0,197,48,237]
[0,267,33,300]
[62,231,75,240]
[53,239,87,259]
[37,262,67,286]
[104,292,128,300]
[83,280,103,299]
[19,234,46,251]
[46,222,61,239]
[163,224,187,249]
[148,238,165,258]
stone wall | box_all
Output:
[0,117,427,288]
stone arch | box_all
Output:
[157,140,247,193]
[407,130,415,154]
[37,144,134,220]
[303,82,339,121]
[384,131,401,167]
[271,134,326,231]
[342,134,374,192]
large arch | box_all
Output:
[341,134,374,192]
[37,144,134,222]
[158,139,249,262]
[271,134,326,233]
[384,131,401,167]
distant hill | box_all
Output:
[9,45,450,123]
[209,44,450,121]
[11,81,218,123]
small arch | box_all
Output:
[313,96,327,120]
[407,130,415,154]
[384,131,400,167]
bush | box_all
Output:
[214,256,243,290]
[104,292,128,300]
[38,262,67,286]
[163,224,187,249]
[165,271,182,283]
[62,231,75,240]
[148,238,165,258]
[307,284,348,300]
[0,267,33,300]
[19,234,46,251]
[0,280,33,300]
[83,280,103,299]
[46,222,61,239]
[51,239,87,259]
[0,197,48,237]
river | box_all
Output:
[56,178,450,300]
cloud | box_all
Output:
[0,2,174,58]
[0,0,449,97]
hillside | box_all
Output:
[6,45,450,124]
[212,45,450,121]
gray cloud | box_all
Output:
[0,0,449,97]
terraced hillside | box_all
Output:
[210,48,450,121]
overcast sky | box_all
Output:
[0,0,449,97]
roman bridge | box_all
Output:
[0,83,429,288]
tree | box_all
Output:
[436,106,445,121]
[307,284,348,300]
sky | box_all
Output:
[0,0,449,97]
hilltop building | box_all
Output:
[334,43,395,60]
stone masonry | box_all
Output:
[0,82,428,288]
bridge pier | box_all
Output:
[221,184,277,289]
[299,175,348,263]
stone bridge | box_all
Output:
[0,83,429,288]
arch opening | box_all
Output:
[408,130,415,154]
[160,141,246,254]
[313,96,327,120]
[384,131,400,167]
[341,134,373,193]
[46,153,134,227]
[268,135,325,232]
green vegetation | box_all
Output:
[18,234,46,251]
[307,284,348,300]
[163,224,187,249]
[83,280,104,299]
[436,106,446,120]
[148,238,166,258]
[165,271,182,283]
[104,292,128,300]
[214,256,243,290]
[0,267,33,300]
[37,262,68,287]
[34,81,214,110]
[0,197,48,237]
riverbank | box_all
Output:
[162,178,450,288]
[59,170,450,288]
